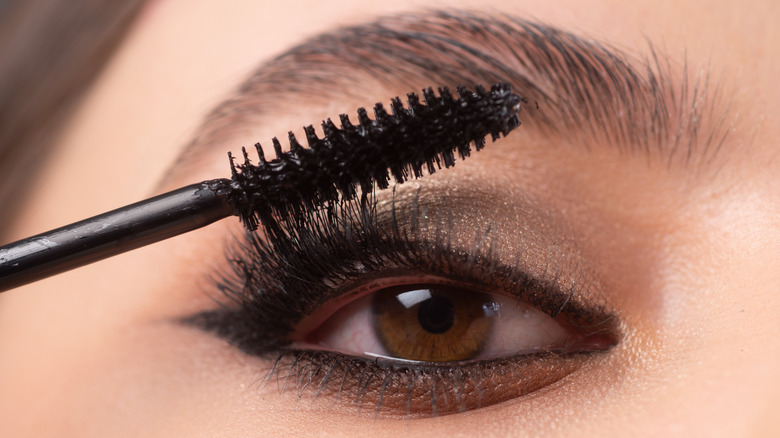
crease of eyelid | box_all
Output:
[162,9,736,187]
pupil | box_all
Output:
[417,295,455,334]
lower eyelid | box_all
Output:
[264,348,598,418]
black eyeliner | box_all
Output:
[0,84,523,292]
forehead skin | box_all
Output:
[0,1,779,437]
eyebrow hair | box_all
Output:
[174,9,732,178]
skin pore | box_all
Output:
[0,0,779,436]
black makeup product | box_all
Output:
[0,84,523,292]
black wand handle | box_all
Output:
[0,180,234,293]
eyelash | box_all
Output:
[187,188,616,416]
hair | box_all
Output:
[0,0,146,234]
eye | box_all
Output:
[303,282,594,363]
[255,280,617,417]
[190,188,619,417]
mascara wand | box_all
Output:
[0,84,523,293]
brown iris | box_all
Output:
[371,285,495,362]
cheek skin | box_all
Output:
[0,229,224,436]
[659,188,780,433]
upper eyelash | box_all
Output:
[186,187,615,358]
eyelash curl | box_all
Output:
[188,180,617,417]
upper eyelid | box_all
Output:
[220,186,573,308]
[187,184,616,358]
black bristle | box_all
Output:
[388,162,406,185]
[272,138,284,158]
[407,92,423,114]
[287,132,303,152]
[228,151,237,177]
[457,141,472,159]
[322,119,339,138]
[241,146,250,163]
[442,149,456,168]
[338,113,353,130]
[422,87,437,107]
[254,142,266,163]
[390,97,405,116]
[411,159,424,179]
[303,125,319,147]
[227,83,524,230]
[474,136,486,151]
[356,107,372,127]
[425,158,437,175]
[438,87,454,105]
[374,102,390,121]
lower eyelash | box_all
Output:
[261,348,596,418]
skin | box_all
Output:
[0,0,778,436]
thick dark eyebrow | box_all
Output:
[173,9,732,179]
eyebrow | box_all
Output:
[174,9,732,178]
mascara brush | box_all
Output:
[0,83,523,292]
